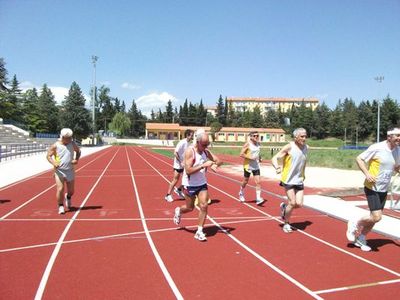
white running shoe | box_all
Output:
[255,198,264,205]
[173,207,181,225]
[282,223,293,233]
[346,220,358,242]
[194,231,207,241]
[165,194,174,203]
[64,193,71,210]
[238,191,245,203]
[354,234,371,252]
[280,202,286,221]
[58,205,65,215]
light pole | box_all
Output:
[92,55,98,145]
[374,76,384,142]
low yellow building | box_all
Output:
[145,123,286,143]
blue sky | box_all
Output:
[1,0,399,116]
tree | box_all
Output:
[0,57,8,91]
[312,102,331,139]
[97,86,115,132]
[22,88,43,134]
[251,105,264,127]
[165,99,174,123]
[216,94,226,125]
[128,99,146,137]
[264,109,280,128]
[37,84,59,133]
[109,112,131,136]
[60,82,91,139]
[210,121,223,142]
[379,95,400,139]
[357,100,374,141]
[179,99,189,125]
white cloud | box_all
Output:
[121,82,141,90]
[136,92,177,116]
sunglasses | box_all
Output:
[252,135,259,137]
[199,142,210,147]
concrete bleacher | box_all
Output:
[0,122,55,162]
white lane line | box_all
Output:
[125,147,183,300]
[1,218,270,253]
[1,149,112,220]
[132,147,322,300]
[34,149,119,300]
[146,149,400,278]
[314,278,400,294]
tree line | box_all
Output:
[1,57,399,142]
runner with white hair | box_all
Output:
[346,127,400,251]
[272,128,308,233]
[46,128,81,214]
[173,130,223,241]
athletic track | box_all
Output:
[0,146,399,299]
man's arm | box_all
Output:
[356,154,375,183]
[239,142,251,159]
[271,144,291,174]
[72,142,81,164]
[46,144,59,168]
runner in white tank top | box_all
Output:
[165,129,194,202]
[346,127,400,252]
[272,128,308,233]
[47,128,81,215]
[238,131,263,205]
[173,130,223,241]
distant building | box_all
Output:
[205,105,217,116]
[227,97,319,114]
[145,123,286,143]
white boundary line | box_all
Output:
[314,278,400,294]
[125,146,183,300]
[132,147,323,300]
[1,149,112,220]
[34,149,119,300]
[147,148,400,277]
[1,218,271,253]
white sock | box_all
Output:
[256,190,261,199]
[197,226,203,233]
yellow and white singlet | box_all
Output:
[243,141,260,172]
[281,142,308,185]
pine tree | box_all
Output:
[216,94,225,125]
[60,82,91,139]
[22,88,43,134]
[165,99,174,123]
[37,84,59,133]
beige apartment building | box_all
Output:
[145,123,286,143]
[227,97,319,114]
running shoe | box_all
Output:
[238,191,245,203]
[354,234,371,252]
[173,207,181,225]
[282,223,293,233]
[346,220,358,242]
[64,193,71,210]
[280,202,286,221]
[174,187,185,199]
[255,198,264,205]
[194,231,207,241]
[165,194,174,203]
[58,205,65,215]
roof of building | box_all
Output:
[145,123,285,133]
[227,97,319,103]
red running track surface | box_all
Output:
[0,146,399,299]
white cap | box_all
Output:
[60,128,73,137]
[387,128,400,135]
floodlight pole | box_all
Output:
[374,76,384,142]
[92,55,98,145]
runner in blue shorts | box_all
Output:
[173,130,222,241]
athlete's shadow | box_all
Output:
[286,220,313,231]
[179,225,235,238]
[0,199,11,204]
[69,205,103,211]
[363,238,399,252]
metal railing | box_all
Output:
[0,143,51,162]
